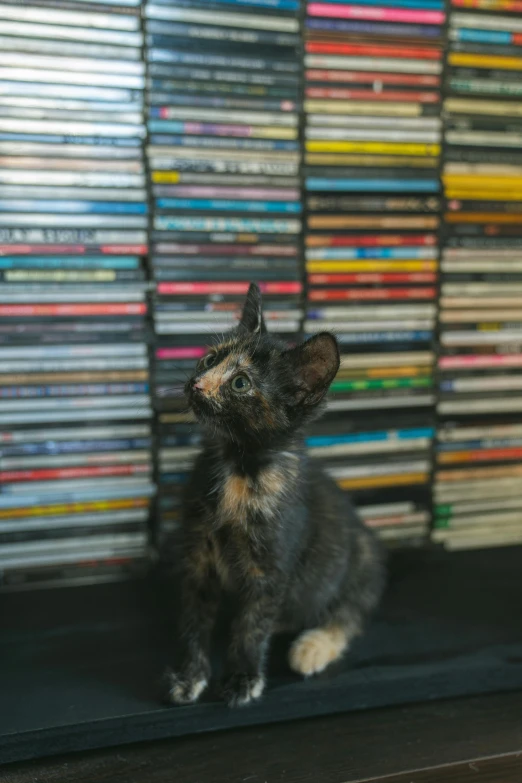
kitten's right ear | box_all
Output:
[238,282,267,335]
[283,332,340,408]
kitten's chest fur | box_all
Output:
[215,456,297,526]
[191,448,301,587]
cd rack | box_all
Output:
[2,0,522,590]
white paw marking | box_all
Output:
[169,676,207,705]
[235,676,265,706]
[289,628,347,677]
[250,675,265,700]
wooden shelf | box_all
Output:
[2,547,522,765]
[5,691,522,783]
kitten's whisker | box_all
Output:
[207,326,222,343]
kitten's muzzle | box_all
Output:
[184,377,200,397]
[186,380,208,410]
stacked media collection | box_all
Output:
[3,0,522,590]
[143,0,304,547]
[302,0,444,547]
[0,0,155,589]
[435,0,522,550]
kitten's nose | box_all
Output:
[192,381,204,391]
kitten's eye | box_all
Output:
[202,354,216,369]
[231,374,251,393]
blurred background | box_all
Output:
[1,0,522,590]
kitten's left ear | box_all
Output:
[284,332,340,407]
[239,282,267,335]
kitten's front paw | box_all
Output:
[221,672,265,707]
[165,669,208,705]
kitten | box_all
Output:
[167,283,385,707]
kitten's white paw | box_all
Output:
[167,672,208,705]
[289,627,347,677]
[222,673,265,707]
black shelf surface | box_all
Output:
[2,547,522,765]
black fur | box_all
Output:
[166,284,386,707]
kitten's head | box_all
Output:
[185,283,340,446]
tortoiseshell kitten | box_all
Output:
[167,283,385,707]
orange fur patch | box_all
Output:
[214,341,236,353]
[218,463,289,525]
[220,473,252,523]
[289,626,348,676]
[188,547,212,583]
[208,534,231,586]
[198,352,252,400]
[259,393,276,429]
[198,354,235,398]
[258,465,286,497]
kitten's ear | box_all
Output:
[238,282,267,335]
[284,332,340,407]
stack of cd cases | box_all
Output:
[435,0,522,550]
[143,0,304,545]
[301,0,445,547]
[0,0,156,589]
[4,0,522,570]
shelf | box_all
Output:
[2,547,522,764]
